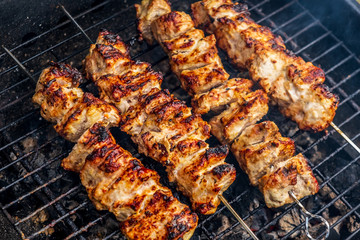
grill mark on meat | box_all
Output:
[212,164,235,179]
[49,61,83,85]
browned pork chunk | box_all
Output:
[150,11,229,95]
[259,153,319,208]
[76,126,198,239]
[233,136,295,186]
[84,29,237,215]
[231,121,280,150]
[192,78,253,114]
[210,90,269,144]
[192,0,338,132]
[33,61,198,240]
[135,0,171,44]
[230,120,319,207]
[62,122,116,172]
[32,62,83,123]
[54,92,120,142]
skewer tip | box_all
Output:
[330,121,360,154]
[219,194,259,240]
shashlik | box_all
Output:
[135,0,319,208]
[191,0,339,132]
[84,29,236,215]
[32,62,198,239]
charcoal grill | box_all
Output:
[0,0,359,239]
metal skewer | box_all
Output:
[289,191,330,240]
[2,45,37,84]
[59,4,260,240]
[330,121,360,153]
[286,120,360,240]
[59,4,94,44]
[219,195,259,240]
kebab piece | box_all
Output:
[191,0,339,132]
[84,29,237,215]
[32,62,198,240]
[135,0,319,208]
[32,62,120,142]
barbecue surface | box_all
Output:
[0,0,360,239]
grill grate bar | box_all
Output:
[294,31,331,55]
[0,152,65,194]
[64,212,111,240]
[338,88,360,108]
[272,11,307,33]
[2,173,65,210]
[282,179,360,239]
[0,110,37,133]
[0,76,31,95]
[0,91,34,111]
[0,135,61,173]
[15,184,81,225]
[324,54,354,75]
[200,225,213,239]
[304,41,341,61]
[345,226,360,240]
[102,230,121,240]
[330,67,360,91]
[1,46,37,83]
[0,123,47,152]
[246,152,360,239]
[27,201,89,240]
[0,0,111,60]
[283,20,319,44]
[312,130,360,172]
[301,109,360,156]
[256,0,296,24]
[247,0,270,12]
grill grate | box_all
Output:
[0,0,359,239]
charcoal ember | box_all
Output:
[249,198,260,212]
[249,208,269,232]
[216,215,231,234]
[277,209,303,238]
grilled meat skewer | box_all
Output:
[191,0,339,132]
[135,0,319,208]
[32,62,198,240]
[84,29,237,215]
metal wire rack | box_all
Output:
[0,0,359,239]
